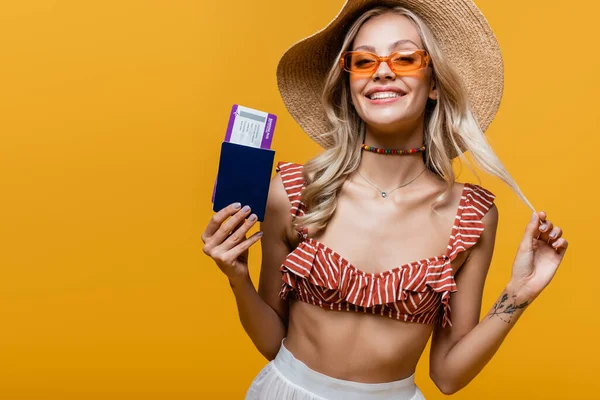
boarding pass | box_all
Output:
[224,104,277,149]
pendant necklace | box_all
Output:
[356,167,427,198]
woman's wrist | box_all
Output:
[505,279,537,305]
[484,282,533,325]
[228,273,252,291]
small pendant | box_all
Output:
[381,192,387,198]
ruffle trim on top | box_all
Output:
[447,183,496,263]
[279,238,458,327]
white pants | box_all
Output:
[245,338,426,400]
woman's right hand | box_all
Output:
[201,202,263,282]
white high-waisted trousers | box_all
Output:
[245,338,426,400]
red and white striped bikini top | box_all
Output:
[275,161,496,328]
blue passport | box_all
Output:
[212,141,275,222]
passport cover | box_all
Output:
[212,141,275,222]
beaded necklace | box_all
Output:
[361,143,426,155]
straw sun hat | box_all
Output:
[276,0,504,154]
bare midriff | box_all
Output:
[284,300,433,383]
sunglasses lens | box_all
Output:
[390,52,423,72]
[345,53,378,72]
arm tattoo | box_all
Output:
[487,291,529,324]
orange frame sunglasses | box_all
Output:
[339,49,431,75]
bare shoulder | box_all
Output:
[428,179,467,210]
[266,171,291,219]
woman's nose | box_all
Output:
[373,60,395,80]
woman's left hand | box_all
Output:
[508,211,569,303]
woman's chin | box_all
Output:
[363,117,411,131]
[362,107,406,120]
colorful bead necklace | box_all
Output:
[361,143,426,155]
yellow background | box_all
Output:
[0,0,597,398]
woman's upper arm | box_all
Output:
[430,202,499,370]
[257,171,293,326]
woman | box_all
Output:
[202,1,569,399]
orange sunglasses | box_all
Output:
[339,49,431,75]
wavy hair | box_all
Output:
[294,5,533,235]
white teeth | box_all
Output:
[369,91,402,100]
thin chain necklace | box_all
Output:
[356,167,427,198]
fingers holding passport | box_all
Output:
[202,202,264,280]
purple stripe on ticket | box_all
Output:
[261,114,276,149]
[223,104,238,144]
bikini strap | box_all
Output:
[275,161,308,239]
[446,183,496,261]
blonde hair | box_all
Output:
[294,5,533,235]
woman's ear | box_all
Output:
[428,79,438,101]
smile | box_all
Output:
[366,92,406,104]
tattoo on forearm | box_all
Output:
[487,292,529,324]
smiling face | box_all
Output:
[348,12,437,134]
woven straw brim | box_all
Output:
[276,0,504,157]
